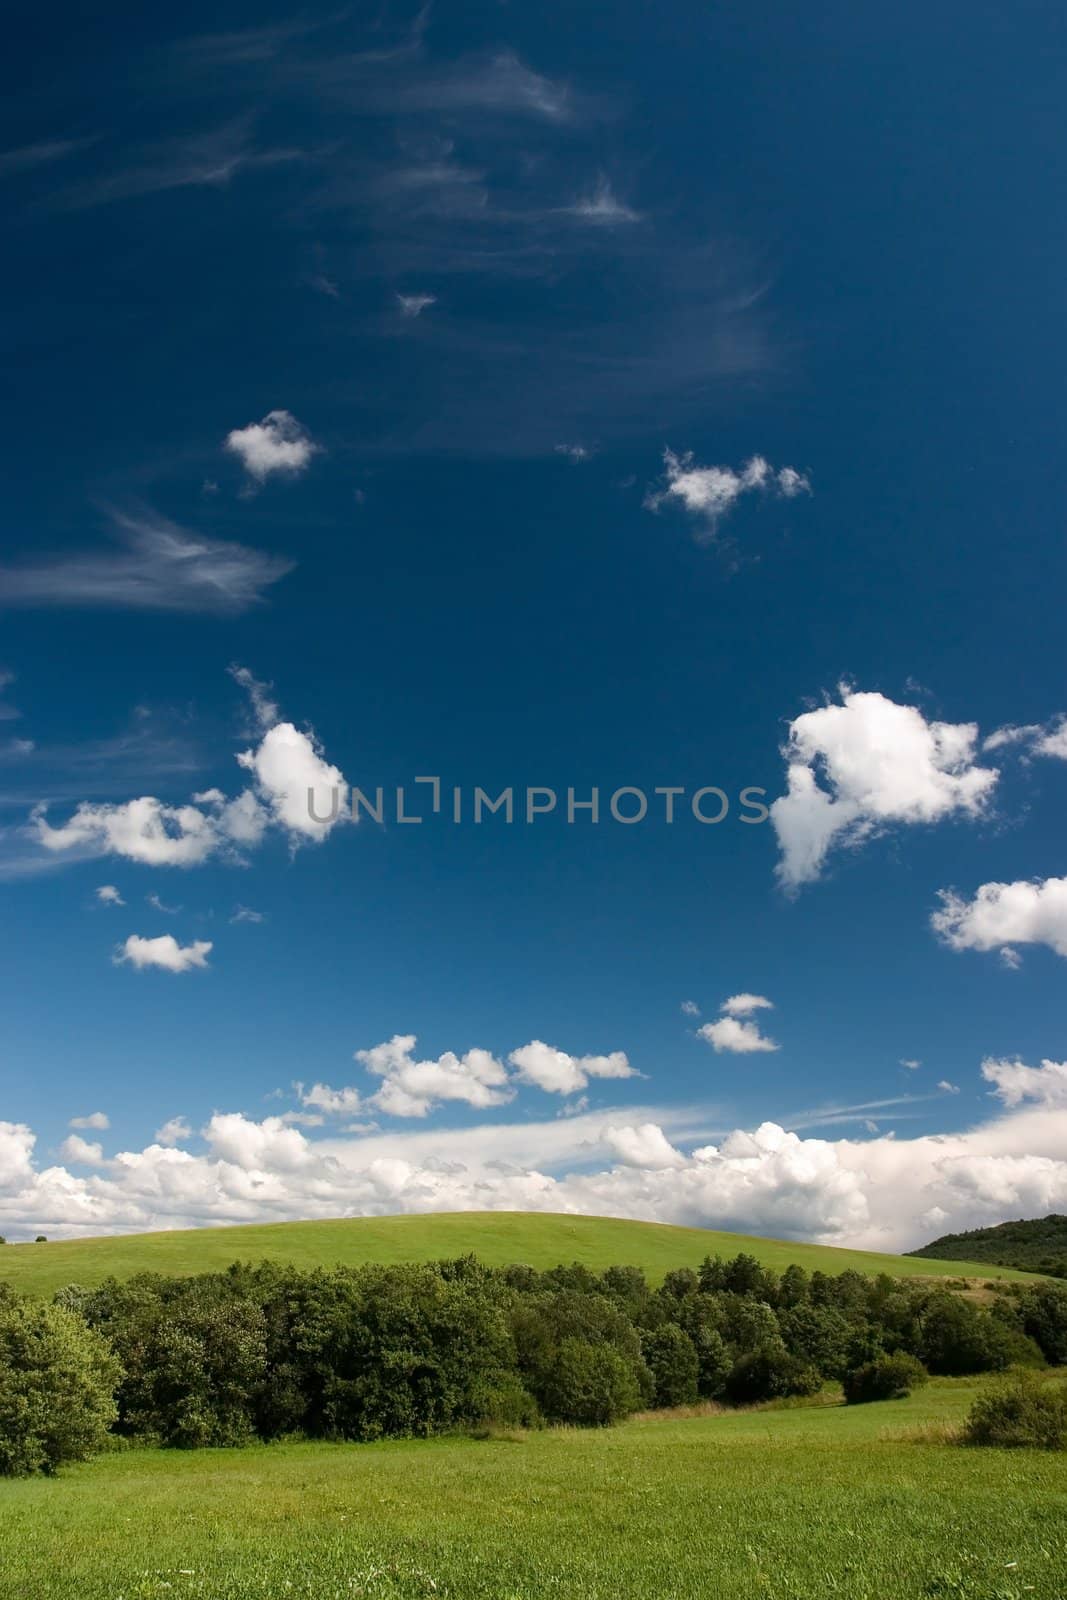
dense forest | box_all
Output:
[910,1216,1067,1278]
[2,1250,1066,1475]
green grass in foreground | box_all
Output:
[1,1377,1064,1599]
[0,1211,1031,1298]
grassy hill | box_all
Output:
[0,1210,1032,1297]
[909,1213,1067,1277]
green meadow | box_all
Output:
[2,1376,1064,1600]
[0,1211,1030,1298]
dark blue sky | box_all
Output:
[1,0,1065,1245]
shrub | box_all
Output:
[641,1324,699,1408]
[963,1372,1067,1449]
[725,1344,821,1405]
[843,1352,928,1404]
[540,1337,642,1426]
[0,1297,120,1476]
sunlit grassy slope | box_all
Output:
[0,1211,1030,1296]
[2,1377,1065,1599]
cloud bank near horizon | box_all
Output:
[3,1057,1065,1253]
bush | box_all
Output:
[843,1352,928,1404]
[724,1344,821,1405]
[641,1324,699,1408]
[963,1372,1067,1449]
[0,1297,120,1475]
[540,1338,642,1425]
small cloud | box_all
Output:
[983,715,1067,761]
[698,993,779,1053]
[900,1058,922,1071]
[228,663,279,731]
[698,1016,779,1054]
[680,1000,701,1017]
[937,1080,961,1095]
[647,449,810,540]
[1000,946,1023,970]
[147,892,181,914]
[58,1134,108,1166]
[155,1116,191,1146]
[116,934,212,973]
[224,410,320,484]
[307,273,340,299]
[554,443,593,463]
[720,993,774,1018]
[230,904,265,924]
[96,884,124,907]
[564,175,640,226]
[69,1111,109,1131]
[396,292,437,318]
[864,1119,879,1133]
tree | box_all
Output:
[917,1294,1012,1376]
[0,1297,119,1476]
[779,1303,853,1379]
[641,1324,699,1408]
[540,1338,642,1425]
[1019,1282,1067,1366]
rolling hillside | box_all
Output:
[909,1213,1067,1276]
[0,1211,1032,1297]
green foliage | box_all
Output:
[641,1323,699,1407]
[843,1352,928,1404]
[539,1337,642,1425]
[963,1371,1067,1449]
[910,1213,1067,1277]
[1019,1281,1067,1364]
[0,1296,119,1476]
[724,1344,821,1404]
[916,1293,1014,1376]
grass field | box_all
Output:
[0,1211,1032,1298]
[1,1376,1064,1599]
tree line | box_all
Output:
[2,1251,1065,1475]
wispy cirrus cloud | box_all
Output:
[0,137,96,177]
[40,119,304,212]
[0,506,294,614]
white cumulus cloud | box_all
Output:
[646,449,810,539]
[224,410,320,482]
[508,1040,637,1096]
[720,993,774,1018]
[602,1122,685,1169]
[69,1111,109,1131]
[770,686,998,890]
[155,1116,192,1146]
[699,1016,779,1054]
[356,1035,515,1119]
[116,934,213,973]
[932,875,1067,963]
[58,1134,108,1166]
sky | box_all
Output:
[2,0,1067,1249]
